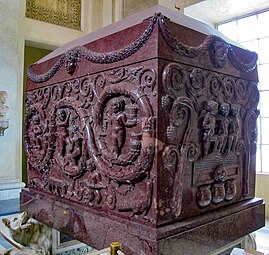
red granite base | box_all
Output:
[20,189,264,255]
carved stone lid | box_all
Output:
[37,5,238,64]
[27,4,258,86]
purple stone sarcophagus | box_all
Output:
[22,5,265,255]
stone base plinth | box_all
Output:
[0,178,25,215]
[21,189,265,255]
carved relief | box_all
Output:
[210,40,228,68]
[197,185,212,208]
[0,91,9,118]
[225,179,236,201]
[162,63,196,218]
[53,100,86,179]
[160,62,258,212]
[65,49,81,75]
[25,60,258,224]
[26,0,81,30]
[188,68,206,100]
[212,183,225,204]
[0,91,9,136]
[24,105,51,173]
[162,146,182,217]
[27,14,257,83]
[201,100,219,156]
[25,65,156,222]
[227,104,240,152]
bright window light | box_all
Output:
[217,9,269,173]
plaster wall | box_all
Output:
[123,0,204,18]
[88,0,104,32]
[0,0,24,182]
[0,0,25,214]
[24,18,86,49]
[124,0,157,17]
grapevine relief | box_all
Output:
[161,62,259,215]
[24,65,157,222]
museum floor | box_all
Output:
[0,213,268,255]
[256,219,269,254]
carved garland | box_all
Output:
[158,15,258,72]
[24,65,157,219]
[161,62,259,214]
[26,14,158,83]
[27,14,258,83]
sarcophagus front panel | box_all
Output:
[23,6,263,255]
[25,59,159,225]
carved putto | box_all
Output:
[160,62,259,216]
[24,65,157,223]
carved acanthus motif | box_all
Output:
[24,65,157,221]
[188,68,206,100]
[207,73,223,99]
[235,79,249,105]
[24,105,51,173]
[161,63,197,218]
[162,64,187,99]
[223,76,235,100]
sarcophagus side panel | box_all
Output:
[157,59,259,224]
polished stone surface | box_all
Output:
[21,189,265,255]
[23,5,264,255]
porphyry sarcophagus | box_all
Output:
[23,5,264,255]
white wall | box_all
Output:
[0,0,24,182]
[0,0,26,214]
[256,174,269,218]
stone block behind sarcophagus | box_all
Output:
[22,5,264,255]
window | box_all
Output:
[217,10,269,173]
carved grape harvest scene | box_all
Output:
[25,65,157,223]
